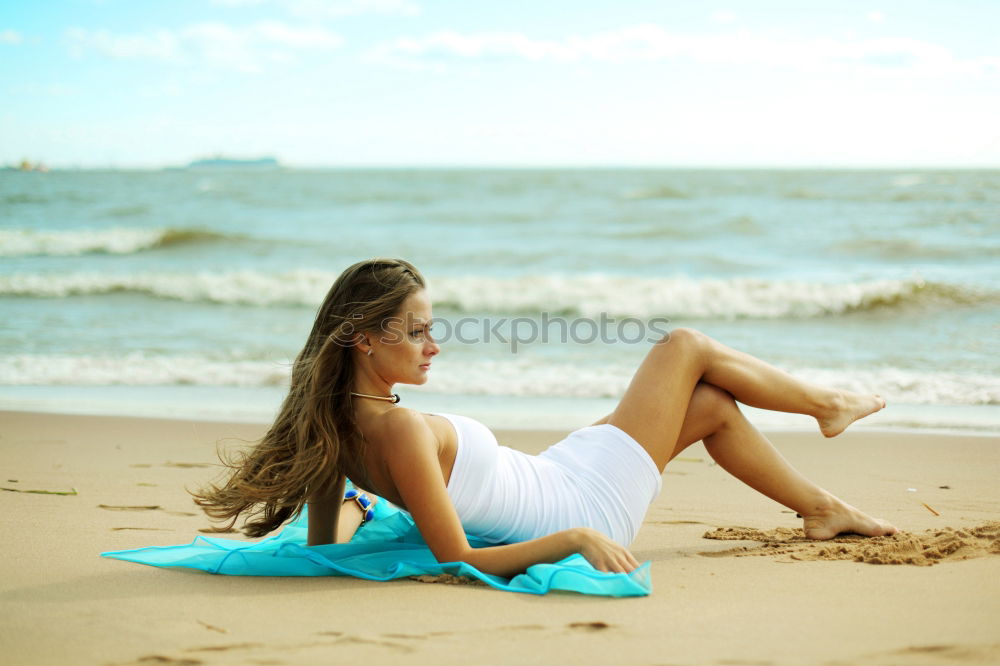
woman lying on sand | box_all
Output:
[194,258,896,576]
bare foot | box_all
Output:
[802,496,898,540]
[817,391,886,438]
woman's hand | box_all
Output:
[569,527,640,573]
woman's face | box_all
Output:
[369,288,439,386]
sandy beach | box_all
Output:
[1,409,998,666]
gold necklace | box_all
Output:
[350,391,400,403]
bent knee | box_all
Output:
[657,327,710,358]
[691,381,733,409]
[663,326,705,345]
[690,382,739,426]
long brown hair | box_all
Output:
[192,258,425,537]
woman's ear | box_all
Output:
[354,333,372,357]
[355,333,378,358]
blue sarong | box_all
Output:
[101,485,652,597]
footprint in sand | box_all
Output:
[326,635,414,653]
[99,504,161,511]
[833,641,1000,665]
[195,620,227,634]
[99,504,196,517]
[184,642,264,653]
[408,574,487,587]
[699,522,1000,566]
[568,622,611,632]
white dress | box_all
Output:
[437,412,662,547]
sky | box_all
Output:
[1,0,999,168]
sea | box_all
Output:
[1,168,998,433]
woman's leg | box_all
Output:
[607,327,884,472]
[668,383,896,537]
[696,332,885,439]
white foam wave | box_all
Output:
[3,354,997,406]
[2,270,987,318]
[0,353,292,387]
[416,360,1000,406]
[430,273,982,319]
[0,228,169,257]
[790,367,1000,407]
[0,269,335,306]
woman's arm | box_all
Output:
[307,475,346,546]
[383,410,639,577]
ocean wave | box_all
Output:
[0,269,335,305]
[418,361,1000,406]
[782,187,999,204]
[621,185,689,200]
[609,215,764,240]
[1,271,995,318]
[431,274,997,318]
[0,227,237,257]
[2,192,50,205]
[3,354,997,405]
[0,353,292,387]
[831,237,1000,260]
[787,367,1000,407]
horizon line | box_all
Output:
[4,162,1000,171]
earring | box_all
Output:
[367,349,373,357]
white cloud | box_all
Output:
[211,0,269,6]
[137,81,185,98]
[370,24,1000,77]
[867,11,886,23]
[288,0,420,18]
[211,0,420,17]
[1,29,24,45]
[65,21,343,72]
[710,10,738,24]
[7,82,78,96]
[66,27,181,60]
[382,30,579,62]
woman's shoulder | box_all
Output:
[366,407,437,444]
[365,407,457,457]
